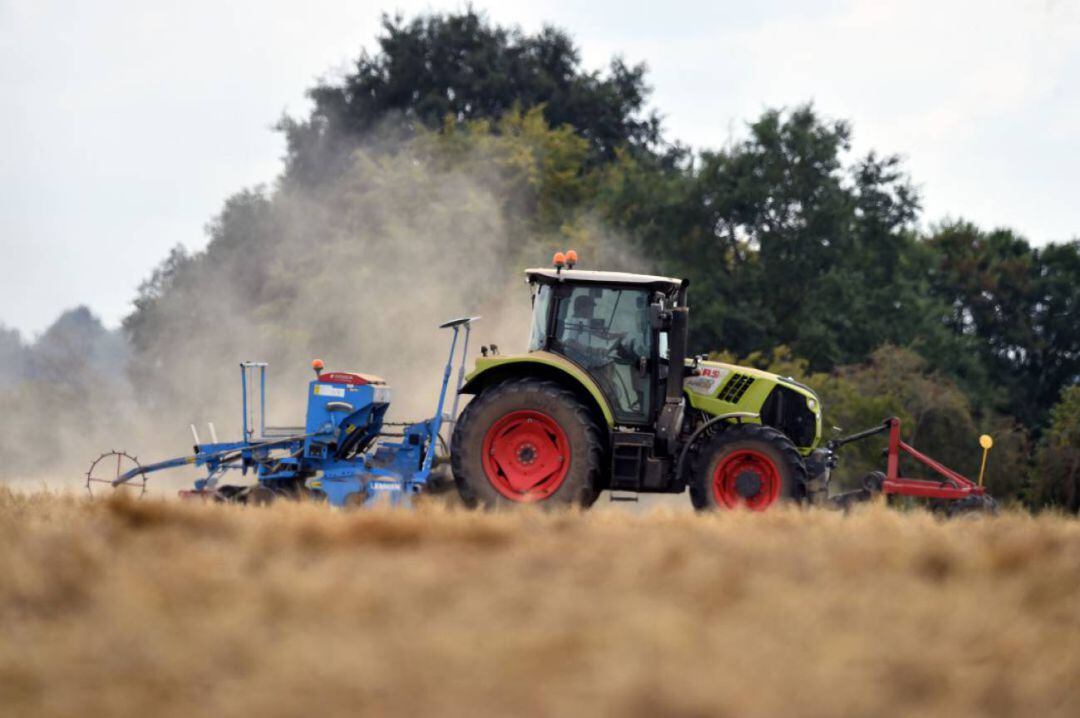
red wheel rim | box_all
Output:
[711,449,782,510]
[481,410,570,502]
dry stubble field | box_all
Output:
[1,488,1078,717]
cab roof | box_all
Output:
[525,268,687,293]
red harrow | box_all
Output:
[829,417,997,516]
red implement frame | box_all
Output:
[882,417,987,500]
[178,489,216,501]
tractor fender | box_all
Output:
[459,351,615,429]
[673,411,760,483]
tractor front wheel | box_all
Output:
[689,424,807,511]
[452,378,601,508]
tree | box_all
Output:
[1032,385,1080,511]
[0,308,135,482]
[927,223,1080,426]
[414,107,594,235]
[29,307,127,385]
[604,105,960,372]
[281,10,661,186]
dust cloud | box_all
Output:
[0,139,641,493]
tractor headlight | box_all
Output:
[806,396,818,412]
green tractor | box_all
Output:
[451,252,828,510]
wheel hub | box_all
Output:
[517,444,537,465]
[481,410,570,502]
[734,470,762,498]
[711,449,782,510]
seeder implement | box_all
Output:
[86,317,478,508]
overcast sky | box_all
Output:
[3,1,1079,337]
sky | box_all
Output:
[2,0,1079,338]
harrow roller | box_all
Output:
[85,451,147,498]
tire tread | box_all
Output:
[452,378,602,508]
[688,423,807,510]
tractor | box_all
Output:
[451,251,826,510]
[452,250,996,514]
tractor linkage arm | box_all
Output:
[827,420,891,451]
[110,434,311,487]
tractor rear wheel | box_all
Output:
[452,378,601,508]
[689,424,807,511]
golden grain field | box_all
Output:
[1,489,1078,718]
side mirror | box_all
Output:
[649,303,672,331]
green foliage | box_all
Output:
[281,9,660,186]
[1032,386,1080,511]
[604,105,971,375]
[407,106,655,270]
[927,223,1080,426]
[414,107,594,235]
[816,347,1029,500]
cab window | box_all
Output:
[551,286,653,424]
[528,284,553,352]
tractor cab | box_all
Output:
[524,266,688,427]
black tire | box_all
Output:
[689,424,807,511]
[930,483,998,518]
[214,485,248,503]
[452,378,602,509]
[247,485,276,506]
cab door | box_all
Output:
[550,285,654,426]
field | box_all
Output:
[1,489,1079,717]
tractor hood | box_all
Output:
[685,360,823,451]
[684,360,818,401]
